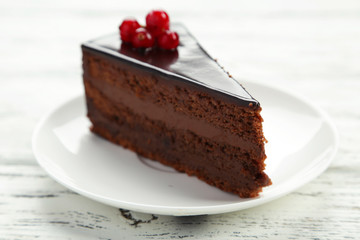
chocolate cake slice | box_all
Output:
[82,23,271,198]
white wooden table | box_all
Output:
[1,0,359,239]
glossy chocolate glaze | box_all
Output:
[82,23,259,107]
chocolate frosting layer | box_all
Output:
[84,75,258,151]
[82,23,259,106]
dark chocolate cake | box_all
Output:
[82,24,271,198]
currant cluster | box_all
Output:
[119,10,179,50]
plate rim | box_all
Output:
[32,81,339,216]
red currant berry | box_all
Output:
[158,30,179,50]
[132,28,155,48]
[146,10,170,37]
[119,18,141,43]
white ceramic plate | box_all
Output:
[32,81,338,216]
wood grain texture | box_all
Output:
[1,0,360,239]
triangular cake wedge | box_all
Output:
[82,23,271,198]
